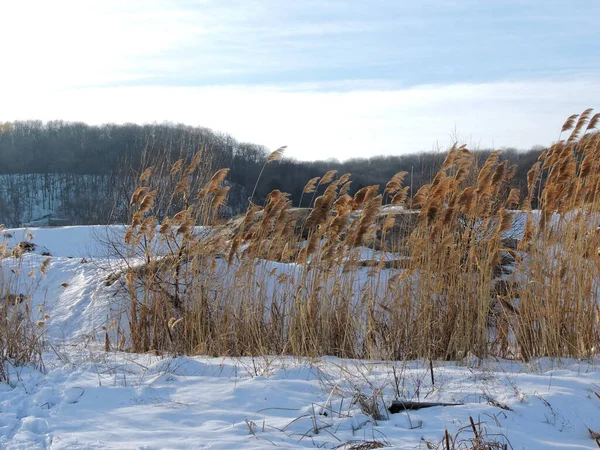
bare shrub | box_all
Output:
[438,416,513,449]
[0,229,46,383]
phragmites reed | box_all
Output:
[139,191,156,214]
[350,194,382,247]
[339,180,353,196]
[242,205,261,232]
[113,108,600,362]
[40,256,51,275]
[306,181,339,230]
[130,187,149,206]
[385,171,408,194]
[303,177,320,194]
[251,145,287,204]
[183,150,203,176]
[561,113,579,133]
[176,218,194,235]
[568,108,593,143]
[211,186,230,210]
[587,112,600,131]
[352,185,379,211]
[170,158,184,176]
[352,187,370,209]
[199,168,230,198]
[1,241,46,381]
[174,177,190,196]
[338,173,351,184]
[505,188,520,209]
[490,160,507,187]
[412,184,431,208]
[139,167,153,182]
[476,150,501,195]
[158,219,171,235]
[320,170,337,185]
[306,170,339,209]
[299,176,320,207]
[328,195,352,237]
[267,145,287,163]
[391,186,410,206]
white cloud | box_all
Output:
[1,77,598,160]
[0,1,205,89]
[1,1,598,161]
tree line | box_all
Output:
[0,120,544,226]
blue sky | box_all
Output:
[1,1,599,160]
[127,1,600,88]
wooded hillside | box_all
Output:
[0,120,543,226]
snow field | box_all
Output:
[3,351,600,449]
[2,225,600,449]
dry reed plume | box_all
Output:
[114,109,600,362]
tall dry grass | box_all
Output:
[116,110,600,361]
[0,230,47,382]
[513,108,600,359]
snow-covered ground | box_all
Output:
[2,225,600,449]
[4,351,600,449]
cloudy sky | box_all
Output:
[1,1,599,160]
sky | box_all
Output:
[1,0,599,161]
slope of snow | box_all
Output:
[2,226,127,259]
